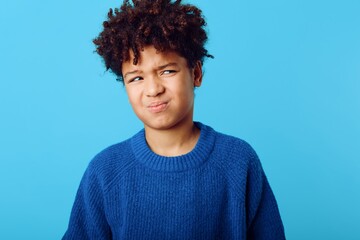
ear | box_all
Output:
[193,61,203,87]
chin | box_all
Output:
[145,122,175,131]
[143,118,181,131]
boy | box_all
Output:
[63,0,285,239]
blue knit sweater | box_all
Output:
[63,122,285,239]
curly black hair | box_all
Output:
[93,0,213,82]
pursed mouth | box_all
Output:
[147,102,168,113]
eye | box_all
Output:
[128,76,143,83]
[161,70,177,75]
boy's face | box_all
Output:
[122,45,202,132]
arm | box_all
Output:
[62,162,112,240]
[246,154,286,240]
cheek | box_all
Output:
[175,76,194,95]
[125,89,140,106]
[127,96,144,118]
[181,83,195,99]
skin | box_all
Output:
[122,45,203,156]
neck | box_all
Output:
[144,121,200,157]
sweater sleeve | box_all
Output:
[62,160,112,240]
[245,151,286,240]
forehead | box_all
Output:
[122,46,187,71]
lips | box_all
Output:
[147,101,168,113]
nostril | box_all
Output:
[146,79,165,97]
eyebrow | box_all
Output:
[123,62,179,79]
[157,62,178,70]
[124,70,140,79]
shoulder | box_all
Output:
[212,128,259,164]
[84,132,140,191]
[197,122,257,159]
[206,126,266,198]
[207,125,264,179]
[91,138,133,168]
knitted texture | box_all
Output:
[63,122,285,239]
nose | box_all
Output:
[145,76,165,97]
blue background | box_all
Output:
[1,0,359,239]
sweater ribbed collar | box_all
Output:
[130,122,216,172]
